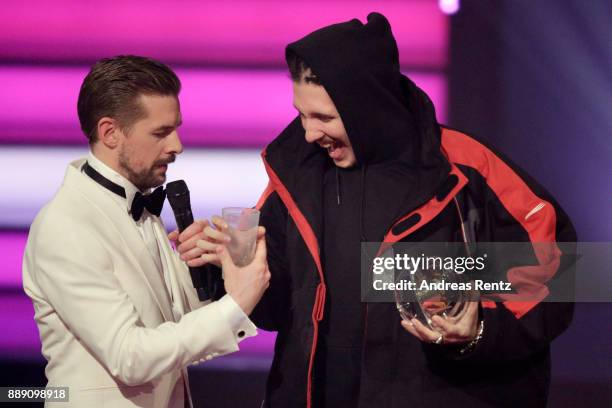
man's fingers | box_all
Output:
[187,258,207,268]
[168,230,179,242]
[401,319,424,340]
[454,301,479,328]
[403,304,479,345]
[465,301,479,318]
[178,219,209,243]
[178,222,229,256]
[196,239,218,253]
[177,232,206,255]
[433,301,478,328]
[254,232,267,261]
[210,215,228,231]
[411,318,443,343]
[204,225,231,242]
[199,253,220,266]
[256,226,266,239]
[180,246,204,263]
[445,301,478,324]
[430,314,454,335]
[216,245,235,270]
[429,302,479,343]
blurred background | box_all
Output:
[1,1,610,406]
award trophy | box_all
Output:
[394,244,474,330]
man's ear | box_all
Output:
[97,117,121,149]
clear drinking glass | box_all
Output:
[221,207,260,267]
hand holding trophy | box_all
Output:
[393,243,480,345]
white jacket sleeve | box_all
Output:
[27,215,257,386]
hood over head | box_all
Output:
[285,12,449,173]
[263,13,453,241]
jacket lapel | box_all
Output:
[153,218,191,317]
[63,159,174,321]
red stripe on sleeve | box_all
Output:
[441,128,561,318]
[255,180,274,210]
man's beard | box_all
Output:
[118,148,173,191]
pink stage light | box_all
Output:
[0,1,447,68]
[439,0,460,15]
[1,67,447,146]
[0,232,26,288]
[0,293,42,357]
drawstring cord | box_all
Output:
[360,166,367,242]
[335,165,368,241]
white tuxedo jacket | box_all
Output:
[22,159,257,407]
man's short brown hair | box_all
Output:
[77,55,181,144]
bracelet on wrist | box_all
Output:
[459,319,484,355]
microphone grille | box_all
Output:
[166,180,191,209]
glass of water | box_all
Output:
[221,207,260,267]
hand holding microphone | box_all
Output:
[166,180,221,301]
[171,215,232,269]
[167,180,270,312]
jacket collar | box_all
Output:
[263,121,459,248]
[86,152,151,215]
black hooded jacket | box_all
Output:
[252,13,575,408]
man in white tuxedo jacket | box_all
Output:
[22,56,270,407]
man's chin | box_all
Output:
[138,174,166,190]
[333,158,357,168]
[155,174,167,187]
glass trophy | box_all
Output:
[393,244,474,330]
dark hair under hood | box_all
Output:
[265,12,451,232]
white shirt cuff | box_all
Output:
[216,294,258,343]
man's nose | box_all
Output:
[167,130,184,155]
[303,120,324,144]
[304,130,325,144]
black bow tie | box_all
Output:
[82,161,166,221]
[130,187,166,221]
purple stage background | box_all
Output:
[1,67,445,146]
[3,1,610,407]
[1,1,447,67]
[0,0,448,374]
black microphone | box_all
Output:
[166,180,222,302]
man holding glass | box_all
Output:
[23,55,270,407]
